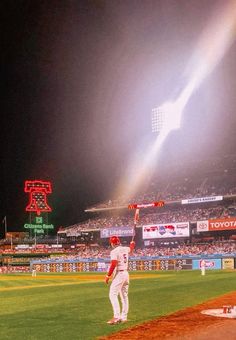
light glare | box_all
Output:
[115,0,236,201]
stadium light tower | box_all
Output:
[151,107,164,133]
[115,1,236,200]
[151,101,183,134]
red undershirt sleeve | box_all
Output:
[107,260,118,276]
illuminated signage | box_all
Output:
[128,201,164,209]
[24,180,52,215]
[24,180,54,234]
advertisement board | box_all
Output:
[197,217,236,232]
[100,226,134,238]
[209,218,236,231]
[6,232,28,239]
[142,222,189,239]
[182,196,223,204]
[192,259,221,270]
[222,258,234,270]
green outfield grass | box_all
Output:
[0,270,236,340]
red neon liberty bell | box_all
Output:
[24,180,52,216]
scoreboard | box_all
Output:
[33,261,99,272]
[174,259,192,270]
[158,259,176,270]
[128,259,192,271]
[32,259,193,272]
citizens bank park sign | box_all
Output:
[197,217,236,232]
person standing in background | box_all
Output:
[200,259,206,276]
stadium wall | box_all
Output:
[30,254,236,272]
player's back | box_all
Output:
[111,246,130,271]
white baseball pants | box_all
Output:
[109,271,129,320]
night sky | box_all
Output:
[1,0,236,232]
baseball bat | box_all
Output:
[132,208,139,242]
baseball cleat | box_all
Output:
[107,318,121,325]
[120,319,127,323]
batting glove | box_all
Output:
[130,241,135,250]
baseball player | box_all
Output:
[200,259,206,276]
[32,268,37,277]
[105,236,135,325]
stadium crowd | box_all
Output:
[87,180,236,210]
[27,241,236,262]
[59,204,236,236]
[86,154,236,210]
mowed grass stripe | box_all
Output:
[0,272,169,291]
[0,272,166,280]
[0,281,101,292]
[0,273,166,292]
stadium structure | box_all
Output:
[1,153,236,273]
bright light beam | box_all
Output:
[115,0,236,200]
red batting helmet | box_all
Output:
[109,235,120,246]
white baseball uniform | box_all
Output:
[32,269,37,277]
[109,245,131,320]
[200,259,206,276]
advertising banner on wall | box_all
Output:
[6,232,28,239]
[222,258,234,270]
[197,217,236,232]
[100,226,134,238]
[182,196,223,205]
[197,220,209,232]
[192,259,221,270]
[142,222,189,239]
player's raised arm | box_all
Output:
[129,241,135,254]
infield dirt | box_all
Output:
[99,291,236,340]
